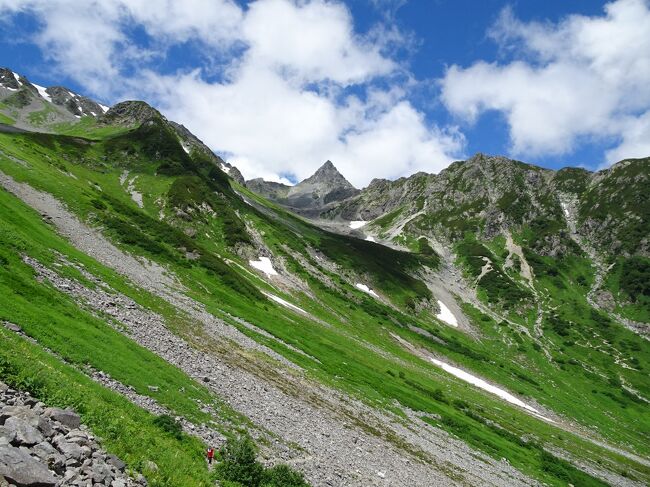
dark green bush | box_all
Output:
[214,437,264,487]
[152,414,183,440]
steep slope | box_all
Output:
[0,88,648,486]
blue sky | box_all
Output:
[1,0,648,186]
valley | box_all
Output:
[0,68,648,487]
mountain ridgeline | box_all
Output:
[0,68,649,487]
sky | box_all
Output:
[0,0,648,187]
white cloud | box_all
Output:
[605,112,650,163]
[243,0,393,85]
[0,0,243,96]
[440,0,650,164]
[0,0,464,186]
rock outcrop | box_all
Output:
[0,382,142,487]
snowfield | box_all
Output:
[355,283,379,298]
[33,83,52,103]
[429,358,549,418]
[349,220,367,229]
[436,300,458,327]
[250,257,278,276]
[365,236,375,242]
[265,293,306,314]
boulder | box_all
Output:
[0,444,56,486]
[32,441,58,461]
[91,460,113,484]
[4,417,43,446]
[44,408,80,429]
[0,405,37,425]
[106,454,126,471]
[56,440,83,462]
[36,417,53,438]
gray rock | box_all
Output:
[0,426,15,445]
[0,444,56,486]
[57,440,83,461]
[36,417,53,438]
[91,460,113,484]
[2,322,22,333]
[106,454,126,471]
[44,408,80,429]
[32,441,57,461]
[0,405,37,425]
[4,417,43,446]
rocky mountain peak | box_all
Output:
[303,160,356,189]
[0,67,21,90]
[100,100,162,126]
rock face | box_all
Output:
[0,382,142,487]
[44,86,106,118]
[99,101,161,127]
[247,160,359,216]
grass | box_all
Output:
[0,123,648,486]
[0,111,15,125]
[0,329,214,487]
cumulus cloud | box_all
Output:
[440,0,650,164]
[0,0,243,95]
[0,0,463,186]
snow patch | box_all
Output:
[249,257,278,276]
[365,236,376,242]
[220,163,231,174]
[99,104,109,113]
[436,300,458,327]
[355,283,379,298]
[11,71,22,86]
[33,83,52,103]
[428,358,550,419]
[560,201,570,219]
[181,143,191,154]
[349,220,367,229]
[266,293,306,313]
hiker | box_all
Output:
[207,446,215,464]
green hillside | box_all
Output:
[0,105,648,487]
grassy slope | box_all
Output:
[0,128,648,485]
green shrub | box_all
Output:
[152,414,183,440]
[262,465,309,487]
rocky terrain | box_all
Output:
[0,381,140,487]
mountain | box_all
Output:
[0,67,108,128]
[0,69,649,487]
[246,160,359,216]
[323,153,648,258]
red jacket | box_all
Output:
[207,448,215,458]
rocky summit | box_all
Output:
[0,67,648,487]
[246,160,359,216]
